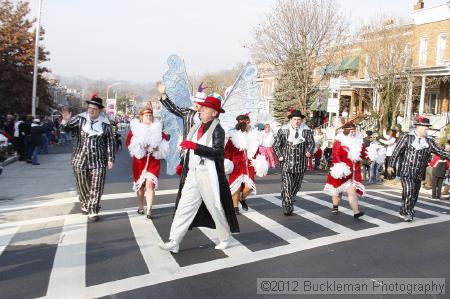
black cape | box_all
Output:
[173,120,239,233]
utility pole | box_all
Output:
[32,0,43,117]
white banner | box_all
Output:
[327,98,339,113]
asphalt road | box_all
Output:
[1,137,450,298]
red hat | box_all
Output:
[197,96,225,113]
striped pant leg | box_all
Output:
[73,167,90,211]
[400,177,421,216]
[281,170,304,208]
[87,168,107,214]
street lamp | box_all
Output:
[31,0,43,117]
[106,82,121,99]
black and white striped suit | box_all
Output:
[389,132,450,216]
[61,113,115,214]
[273,124,315,209]
[160,96,197,140]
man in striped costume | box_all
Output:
[388,116,450,222]
[273,109,315,215]
[61,94,115,222]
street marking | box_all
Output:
[263,195,354,234]
[0,189,179,212]
[357,196,416,220]
[46,215,87,299]
[242,207,309,244]
[374,190,450,211]
[300,193,390,227]
[127,211,180,274]
[0,227,17,256]
[364,193,445,217]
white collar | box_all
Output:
[82,113,105,137]
[409,131,429,150]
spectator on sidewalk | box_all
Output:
[323,141,333,169]
[380,128,397,181]
[430,145,450,199]
[367,134,386,184]
[13,115,26,161]
[30,119,46,165]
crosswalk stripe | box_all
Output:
[373,190,450,211]
[127,211,180,274]
[242,207,309,244]
[46,215,87,299]
[262,195,354,235]
[357,196,418,220]
[0,227,17,256]
[299,193,390,227]
[197,227,252,256]
[364,193,445,217]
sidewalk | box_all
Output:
[0,152,75,202]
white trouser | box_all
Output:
[169,167,231,243]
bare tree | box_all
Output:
[360,17,413,130]
[250,0,349,116]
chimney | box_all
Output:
[414,0,424,11]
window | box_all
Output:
[364,53,370,77]
[427,93,438,115]
[419,37,428,66]
[404,43,412,67]
[437,33,447,65]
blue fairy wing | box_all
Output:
[161,54,192,175]
[220,63,260,132]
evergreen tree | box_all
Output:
[0,0,51,115]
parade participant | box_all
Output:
[126,102,169,218]
[158,81,206,140]
[273,109,315,216]
[224,114,268,214]
[366,133,386,184]
[430,146,450,200]
[159,95,239,253]
[258,122,278,168]
[60,93,115,222]
[388,116,450,221]
[324,122,366,218]
[380,128,397,180]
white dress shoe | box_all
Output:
[215,239,232,250]
[159,240,179,253]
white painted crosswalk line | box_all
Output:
[127,211,180,274]
[357,196,417,220]
[46,214,87,299]
[242,207,309,244]
[262,195,354,234]
[299,193,390,227]
[0,227,17,256]
[372,190,450,212]
[197,227,252,256]
[364,193,445,217]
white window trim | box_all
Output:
[436,33,447,65]
[419,37,428,66]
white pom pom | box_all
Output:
[330,162,351,179]
[152,139,169,160]
[252,155,269,177]
[224,159,234,175]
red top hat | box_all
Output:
[197,96,225,113]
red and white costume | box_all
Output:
[224,129,268,194]
[324,133,368,196]
[258,130,278,168]
[126,119,169,191]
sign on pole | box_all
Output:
[327,97,339,113]
[106,98,117,119]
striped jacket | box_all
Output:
[273,124,315,173]
[389,132,450,179]
[160,96,197,140]
[61,113,115,169]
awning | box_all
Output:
[336,55,360,71]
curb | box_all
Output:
[1,155,18,167]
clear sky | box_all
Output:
[26,0,446,83]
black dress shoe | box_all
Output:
[137,208,144,215]
[354,211,365,219]
[234,207,240,215]
[240,200,248,211]
[283,206,293,216]
[146,214,153,219]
